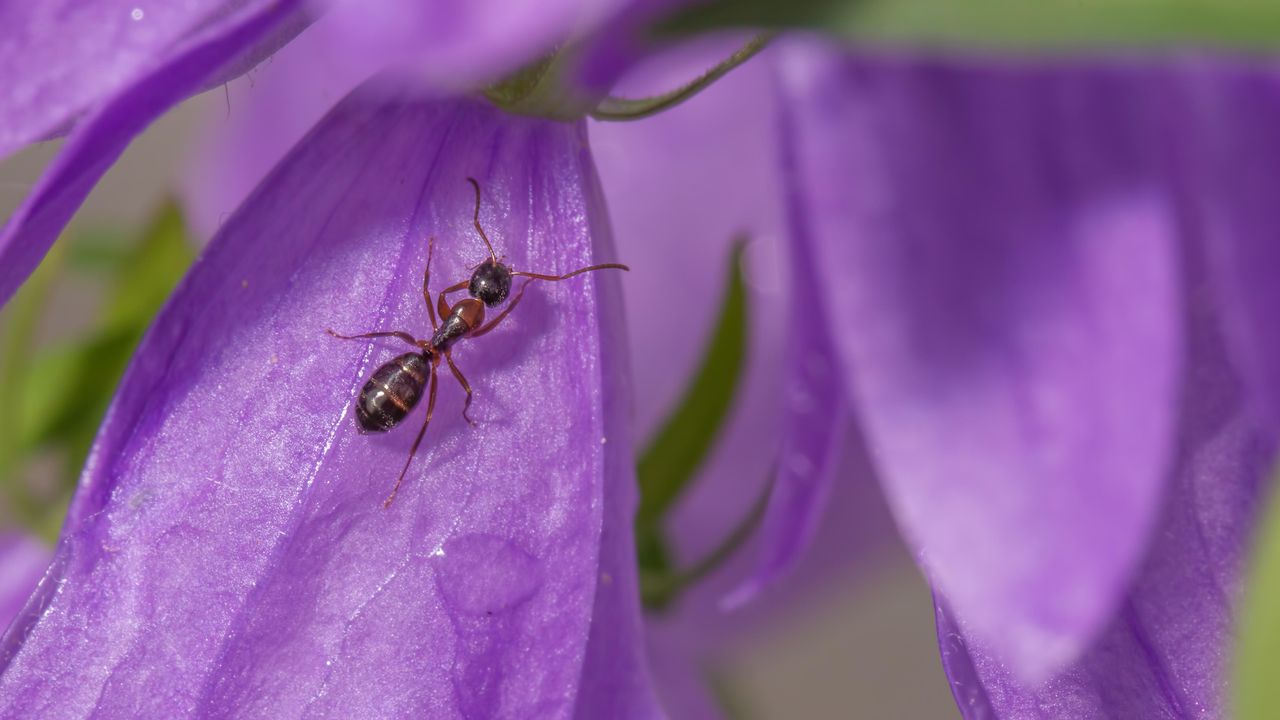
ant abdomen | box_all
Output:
[355,352,431,433]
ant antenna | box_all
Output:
[465,177,499,263]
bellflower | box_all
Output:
[182,32,1280,718]
[3,1,1280,718]
[3,88,658,716]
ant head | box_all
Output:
[469,258,513,307]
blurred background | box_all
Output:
[0,60,959,718]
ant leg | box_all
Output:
[437,292,451,325]
[511,263,630,282]
[384,367,438,509]
[326,329,419,347]
[424,236,438,330]
[438,279,469,312]
[469,279,532,339]
[444,351,476,426]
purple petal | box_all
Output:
[780,44,1183,679]
[0,1,287,158]
[315,0,628,89]
[593,41,852,608]
[0,86,656,717]
[0,0,308,310]
[645,629,726,720]
[590,41,785,439]
[1181,64,1280,431]
[184,17,384,241]
[569,0,695,95]
[0,534,50,634]
[721,57,846,609]
[936,242,1273,718]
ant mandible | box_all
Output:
[327,177,629,508]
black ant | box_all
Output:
[328,178,628,507]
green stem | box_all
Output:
[590,33,775,121]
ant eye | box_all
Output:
[469,261,512,307]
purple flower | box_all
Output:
[3,1,1279,717]
[0,0,634,308]
[773,46,1277,717]
[1,88,658,716]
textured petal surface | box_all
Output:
[0,535,50,634]
[0,0,307,310]
[937,238,1273,719]
[0,87,656,718]
[780,44,1183,679]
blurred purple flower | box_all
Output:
[776,46,1280,717]
[0,534,50,635]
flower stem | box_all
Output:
[590,33,774,122]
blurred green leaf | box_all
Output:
[636,240,748,533]
[633,240,750,611]
[64,229,130,272]
[1234,469,1280,720]
[706,669,753,720]
[661,0,1280,52]
[0,243,65,522]
[17,202,194,499]
[641,470,771,611]
[101,203,191,330]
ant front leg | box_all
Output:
[423,236,438,330]
[438,279,469,312]
[326,329,420,348]
[437,291,451,325]
[444,351,477,426]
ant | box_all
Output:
[327,177,628,508]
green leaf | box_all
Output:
[20,202,194,490]
[0,243,65,521]
[102,202,193,331]
[1234,468,1280,720]
[636,240,748,532]
[64,229,130,272]
[661,0,1280,52]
